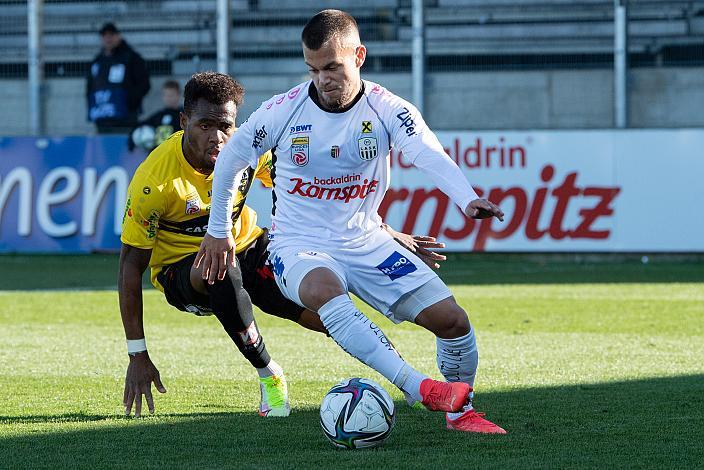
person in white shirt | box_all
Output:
[198,9,506,433]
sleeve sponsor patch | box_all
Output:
[396,107,418,137]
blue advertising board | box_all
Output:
[0,136,145,253]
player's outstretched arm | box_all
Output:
[194,233,236,285]
[118,243,167,417]
[382,224,447,269]
[382,96,505,226]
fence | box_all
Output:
[1,0,704,135]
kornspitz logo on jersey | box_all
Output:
[291,136,309,166]
[358,137,378,160]
[377,251,417,280]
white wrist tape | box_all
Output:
[126,338,147,354]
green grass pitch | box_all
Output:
[0,254,702,468]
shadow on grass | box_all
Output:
[0,254,145,291]
[438,253,704,285]
[1,253,703,290]
[1,375,702,468]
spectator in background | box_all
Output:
[87,22,151,134]
[128,80,183,152]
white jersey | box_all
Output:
[208,80,478,249]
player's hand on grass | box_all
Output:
[195,233,236,285]
[465,198,504,221]
[383,224,447,269]
[124,352,166,417]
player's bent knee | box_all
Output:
[431,312,470,339]
[207,271,245,304]
[189,266,209,295]
[417,299,470,339]
[443,311,471,338]
[298,309,328,334]
[299,268,346,311]
[207,274,234,297]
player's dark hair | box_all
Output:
[183,72,244,115]
[301,9,359,50]
[162,79,180,93]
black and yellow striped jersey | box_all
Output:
[121,131,272,291]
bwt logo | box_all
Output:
[290,124,312,134]
[376,251,417,280]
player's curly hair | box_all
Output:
[183,72,244,114]
[302,9,359,50]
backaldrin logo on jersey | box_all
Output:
[376,251,417,280]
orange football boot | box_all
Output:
[446,409,507,434]
[419,379,470,412]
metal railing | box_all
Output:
[2,0,704,135]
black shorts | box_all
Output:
[156,229,305,322]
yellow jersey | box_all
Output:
[121,131,272,291]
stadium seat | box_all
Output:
[0,0,702,69]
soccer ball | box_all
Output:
[131,125,156,150]
[319,378,396,449]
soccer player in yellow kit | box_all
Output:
[118,72,444,418]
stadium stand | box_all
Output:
[1,0,703,134]
[1,0,703,76]
[396,0,704,57]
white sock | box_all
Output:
[392,364,426,404]
[256,359,284,379]
[437,328,478,418]
[319,294,427,399]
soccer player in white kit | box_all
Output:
[198,10,506,433]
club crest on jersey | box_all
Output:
[358,137,378,160]
[362,121,372,133]
[330,145,340,158]
[185,196,201,215]
[291,136,309,166]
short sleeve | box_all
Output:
[120,169,164,249]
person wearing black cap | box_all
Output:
[86,22,151,134]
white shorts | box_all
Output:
[269,230,452,324]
